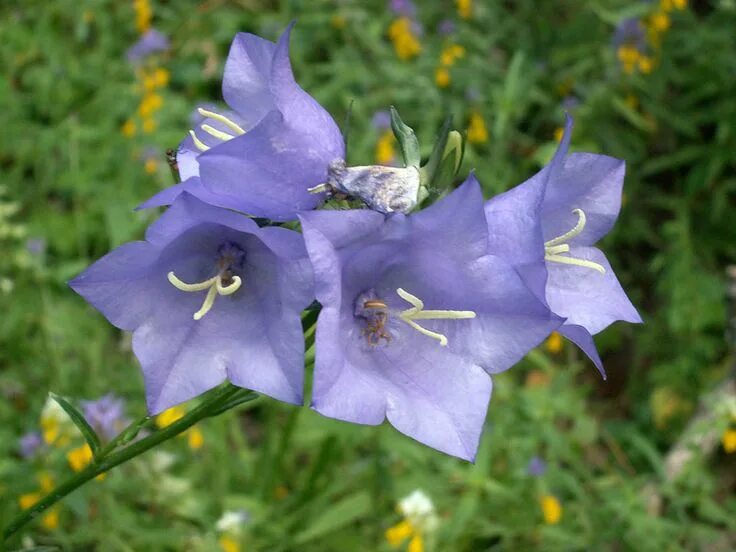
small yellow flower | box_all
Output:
[673,0,687,9]
[218,535,240,552]
[553,127,564,143]
[659,0,673,10]
[467,112,488,145]
[456,0,472,19]
[142,118,157,134]
[187,426,204,450]
[375,130,396,165]
[330,14,347,29]
[722,429,736,453]
[121,119,136,138]
[386,519,414,546]
[157,405,186,428]
[617,45,640,67]
[649,12,671,32]
[143,75,157,92]
[19,492,40,510]
[408,534,424,552]
[545,331,563,354]
[67,444,93,472]
[540,495,562,525]
[638,56,653,74]
[388,18,422,60]
[134,0,152,33]
[144,158,158,174]
[41,509,59,530]
[152,68,170,88]
[435,67,450,88]
[440,44,465,67]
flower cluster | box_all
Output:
[388,16,422,61]
[386,490,438,552]
[71,24,640,461]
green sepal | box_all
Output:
[419,115,453,189]
[390,106,421,168]
[49,392,102,457]
[431,130,465,192]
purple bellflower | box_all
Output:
[484,116,641,376]
[70,194,313,414]
[126,29,170,63]
[300,179,561,460]
[80,394,129,440]
[139,24,345,222]
[19,431,44,459]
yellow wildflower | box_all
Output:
[375,130,396,164]
[40,397,74,447]
[41,509,59,530]
[638,56,654,74]
[121,119,136,138]
[467,112,488,145]
[456,0,472,19]
[553,127,564,143]
[157,405,186,428]
[134,0,152,34]
[219,535,240,552]
[142,118,157,134]
[138,93,163,117]
[722,429,736,453]
[545,331,563,354]
[187,426,204,450]
[143,75,157,92]
[144,159,158,174]
[388,18,421,60]
[617,45,640,74]
[440,44,465,67]
[649,12,671,32]
[408,534,424,552]
[67,444,93,472]
[435,67,450,88]
[385,519,413,546]
[540,495,562,524]
[19,492,41,510]
[673,0,687,8]
[152,68,170,88]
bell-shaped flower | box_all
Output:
[70,194,313,413]
[484,116,641,375]
[139,24,345,221]
[299,179,561,460]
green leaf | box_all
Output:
[206,390,259,417]
[292,492,372,544]
[390,106,421,168]
[419,115,453,189]
[49,392,101,457]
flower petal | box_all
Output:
[559,324,605,378]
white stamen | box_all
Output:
[189,130,210,152]
[167,270,243,320]
[201,124,235,142]
[543,208,606,274]
[396,288,476,346]
[307,183,331,194]
[197,108,246,135]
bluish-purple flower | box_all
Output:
[389,0,417,18]
[80,394,129,440]
[527,456,547,476]
[126,29,170,63]
[484,116,642,375]
[300,179,561,460]
[18,431,43,459]
[70,194,313,413]
[139,24,344,222]
[612,17,646,52]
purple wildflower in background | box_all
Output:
[80,394,128,440]
[612,17,646,51]
[438,19,456,35]
[527,456,547,476]
[371,110,392,130]
[389,0,417,18]
[19,432,43,458]
[126,28,170,63]
[25,238,46,257]
[300,180,561,460]
[561,95,580,111]
[139,24,344,222]
[70,194,313,413]
[484,116,641,375]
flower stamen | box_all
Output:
[197,108,246,136]
[201,124,235,142]
[167,271,242,320]
[188,130,210,152]
[396,288,476,346]
[188,109,247,153]
[544,209,606,274]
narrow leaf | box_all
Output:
[49,392,101,456]
[390,106,421,168]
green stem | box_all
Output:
[3,383,249,542]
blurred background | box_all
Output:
[1,0,736,550]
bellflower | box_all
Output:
[300,179,561,460]
[139,24,345,222]
[484,116,641,375]
[70,194,313,413]
[126,28,170,63]
[80,394,129,440]
[19,432,44,459]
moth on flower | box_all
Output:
[483,115,642,376]
[70,194,313,414]
[300,179,561,460]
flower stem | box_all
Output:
[2,383,252,542]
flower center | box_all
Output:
[544,209,606,274]
[167,243,245,320]
[357,288,476,347]
[188,108,246,152]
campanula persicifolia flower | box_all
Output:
[484,116,641,375]
[19,431,44,459]
[70,194,313,413]
[126,28,169,63]
[80,394,129,440]
[300,179,561,460]
[139,24,345,222]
